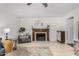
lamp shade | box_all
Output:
[4,28,10,33]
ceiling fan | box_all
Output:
[27,3,48,8]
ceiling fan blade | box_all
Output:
[27,3,48,7]
[42,3,48,7]
[27,3,32,6]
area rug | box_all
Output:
[6,46,52,56]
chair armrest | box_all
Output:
[0,48,5,56]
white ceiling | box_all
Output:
[0,3,79,17]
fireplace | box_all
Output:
[32,29,49,41]
[36,32,46,41]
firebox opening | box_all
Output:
[36,33,45,41]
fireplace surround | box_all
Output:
[32,29,49,41]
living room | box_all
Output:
[0,3,79,56]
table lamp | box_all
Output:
[4,28,10,39]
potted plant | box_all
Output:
[19,27,26,35]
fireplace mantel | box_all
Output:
[32,28,49,41]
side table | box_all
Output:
[13,39,17,50]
